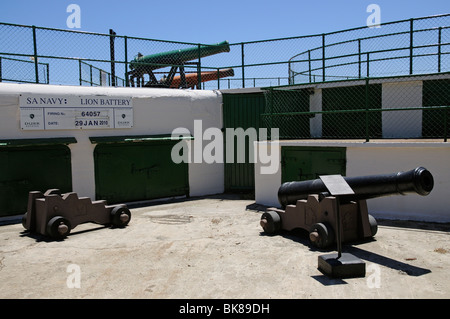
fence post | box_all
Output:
[444,106,448,142]
[365,77,370,142]
[241,43,245,88]
[308,50,311,83]
[78,59,82,85]
[46,63,49,84]
[358,39,361,78]
[32,25,39,83]
[217,68,220,90]
[0,57,2,82]
[322,33,326,81]
[89,65,93,86]
[109,29,116,87]
[409,18,414,75]
[269,87,274,138]
[197,44,202,90]
[366,53,370,77]
[124,36,129,87]
[288,60,292,85]
[438,27,442,73]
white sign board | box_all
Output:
[19,94,133,130]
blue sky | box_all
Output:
[0,0,448,87]
[0,0,449,43]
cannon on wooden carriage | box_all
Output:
[260,167,434,248]
[22,189,131,239]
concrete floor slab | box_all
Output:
[0,195,449,299]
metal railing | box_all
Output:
[79,60,125,87]
[0,14,448,88]
[288,22,450,83]
[0,55,49,84]
[0,14,448,142]
[261,73,450,142]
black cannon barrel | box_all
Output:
[278,167,434,207]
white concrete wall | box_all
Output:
[254,140,450,222]
[309,88,322,138]
[347,144,450,222]
[254,142,282,207]
[382,81,423,138]
[0,83,224,200]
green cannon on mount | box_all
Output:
[128,40,231,88]
[260,167,434,248]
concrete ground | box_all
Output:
[0,194,449,299]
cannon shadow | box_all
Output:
[260,227,432,278]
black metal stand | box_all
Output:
[317,175,366,278]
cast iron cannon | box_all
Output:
[260,167,434,248]
[22,189,131,240]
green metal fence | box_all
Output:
[288,17,450,83]
[79,60,126,87]
[0,14,448,88]
[0,14,449,141]
[261,74,450,142]
[0,55,49,84]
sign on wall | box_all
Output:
[19,94,133,130]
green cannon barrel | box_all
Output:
[129,40,230,71]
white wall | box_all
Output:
[0,83,224,200]
[382,81,423,138]
[347,144,450,222]
[254,142,282,207]
[309,88,322,138]
[254,140,450,222]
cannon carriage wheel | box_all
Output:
[309,222,335,249]
[368,214,378,237]
[110,206,131,227]
[260,211,281,234]
[46,216,71,239]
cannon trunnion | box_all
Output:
[260,167,434,248]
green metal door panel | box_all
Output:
[0,145,72,217]
[281,146,346,183]
[222,93,266,191]
[263,89,311,138]
[94,141,189,204]
[322,84,382,138]
[422,79,450,138]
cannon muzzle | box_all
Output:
[278,167,434,208]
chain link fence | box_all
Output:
[262,74,449,141]
[0,15,448,140]
[0,15,448,88]
[79,60,125,87]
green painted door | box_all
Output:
[94,140,189,204]
[281,146,346,183]
[263,88,311,139]
[222,93,266,192]
[0,144,72,217]
[322,84,382,138]
[422,79,450,138]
